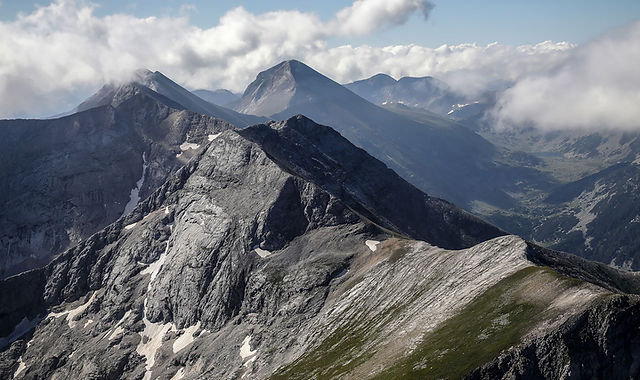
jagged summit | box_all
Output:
[77,69,264,127]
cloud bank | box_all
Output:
[492,20,640,131]
[0,0,637,131]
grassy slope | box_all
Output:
[271,266,600,380]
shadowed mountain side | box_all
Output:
[233,60,554,210]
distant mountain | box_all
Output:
[530,161,640,269]
[344,73,469,116]
[233,60,553,210]
[2,115,640,379]
[0,80,234,278]
[192,89,239,107]
[77,69,264,127]
[469,123,640,269]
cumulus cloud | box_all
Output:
[333,0,434,35]
[491,20,640,131]
[1,0,636,131]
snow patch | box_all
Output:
[108,310,132,340]
[13,357,27,378]
[180,142,200,151]
[365,240,381,252]
[240,335,257,361]
[83,319,94,328]
[124,222,137,230]
[170,368,185,380]
[137,298,172,377]
[48,292,97,328]
[253,245,271,258]
[108,326,125,341]
[141,240,170,290]
[172,322,202,353]
[164,206,170,215]
[208,133,222,141]
[121,152,147,218]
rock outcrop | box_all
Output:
[0,84,233,278]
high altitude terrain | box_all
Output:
[232,60,552,212]
[358,74,640,270]
[2,116,640,380]
[0,69,268,278]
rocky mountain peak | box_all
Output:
[77,69,264,127]
[235,60,345,117]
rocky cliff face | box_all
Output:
[1,116,639,380]
[0,86,233,278]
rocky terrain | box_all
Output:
[233,60,553,211]
[0,80,235,278]
[372,75,640,271]
[2,115,640,379]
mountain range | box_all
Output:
[2,59,640,379]
[3,115,640,379]
[344,73,470,116]
[231,60,552,211]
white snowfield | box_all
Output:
[172,322,204,353]
[124,222,137,230]
[137,298,173,379]
[208,133,222,142]
[121,152,147,218]
[240,335,258,369]
[47,292,97,328]
[179,142,200,151]
[365,240,381,251]
[253,245,272,258]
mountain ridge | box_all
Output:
[78,69,265,127]
[2,116,640,379]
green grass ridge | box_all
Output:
[271,266,585,380]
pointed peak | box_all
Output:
[258,59,323,82]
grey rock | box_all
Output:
[0,84,234,278]
[2,116,640,380]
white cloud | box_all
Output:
[304,41,572,98]
[333,0,433,35]
[491,20,640,131]
[1,0,636,132]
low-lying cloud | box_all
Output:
[492,20,640,131]
[0,0,637,131]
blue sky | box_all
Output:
[2,0,640,46]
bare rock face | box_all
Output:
[0,86,233,278]
[1,116,639,380]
